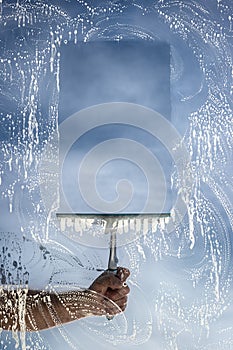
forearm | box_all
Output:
[0,288,107,332]
[25,290,94,331]
[0,268,130,332]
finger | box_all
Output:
[116,267,130,282]
[106,296,128,314]
[98,267,130,283]
[106,274,123,290]
[116,296,128,311]
[89,273,122,294]
[105,285,130,301]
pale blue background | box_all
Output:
[0,1,232,349]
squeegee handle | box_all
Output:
[108,229,118,270]
[106,230,118,320]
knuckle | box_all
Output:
[121,285,130,295]
[125,268,130,275]
[126,285,130,294]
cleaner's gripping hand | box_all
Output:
[89,267,130,315]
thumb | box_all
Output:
[116,267,130,282]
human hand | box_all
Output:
[89,267,130,315]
